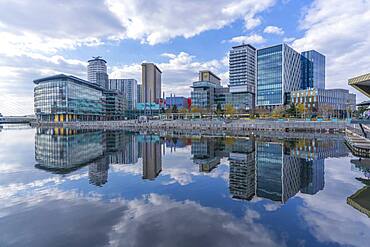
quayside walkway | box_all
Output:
[36,119,347,133]
[345,128,370,158]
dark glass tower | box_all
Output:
[301,50,325,89]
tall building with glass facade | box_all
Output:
[229,44,256,110]
[34,74,104,122]
[301,50,325,89]
[108,79,138,110]
[256,44,301,108]
[87,57,108,89]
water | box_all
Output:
[0,126,369,247]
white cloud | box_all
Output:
[0,0,277,115]
[244,17,262,30]
[0,54,86,115]
[263,26,284,35]
[292,0,370,102]
[283,37,296,43]
[108,194,285,247]
[229,34,266,44]
[106,0,275,45]
[0,0,120,56]
[297,157,370,247]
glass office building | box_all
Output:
[34,74,104,122]
[103,90,126,120]
[229,44,256,110]
[257,44,301,107]
[290,88,356,117]
[301,50,325,89]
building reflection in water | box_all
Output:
[347,158,370,217]
[34,127,349,203]
[34,128,144,186]
[35,128,105,174]
[139,135,163,180]
[191,137,224,172]
[228,138,256,200]
[227,138,348,203]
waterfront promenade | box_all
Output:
[36,119,348,134]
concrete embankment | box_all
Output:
[345,129,370,158]
[35,119,347,134]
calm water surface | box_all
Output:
[0,126,369,247]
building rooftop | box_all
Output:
[349,73,370,98]
[231,44,256,50]
[142,63,162,73]
[33,74,104,91]
[88,56,107,63]
[199,70,221,81]
[191,81,221,89]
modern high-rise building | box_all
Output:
[229,44,256,110]
[108,79,138,110]
[123,79,138,110]
[87,56,108,89]
[256,44,301,108]
[141,63,162,103]
[137,84,142,103]
[301,50,325,89]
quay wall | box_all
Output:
[35,119,348,134]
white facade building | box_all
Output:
[87,57,108,89]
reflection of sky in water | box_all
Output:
[0,127,369,247]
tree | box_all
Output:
[191,106,201,113]
[225,104,235,116]
[272,105,285,118]
[286,103,297,117]
[179,108,188,114]
[296,103,305,118]
[255,107,270,118]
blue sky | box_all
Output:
[0,0,369,115]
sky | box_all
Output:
[0,0,369,115]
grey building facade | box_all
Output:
[229,44,256,110]
[87,57,108,89]
[108,79,138,110]
[142,63,162,103]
